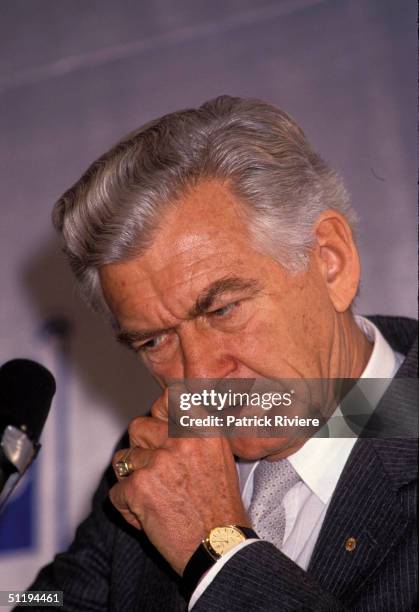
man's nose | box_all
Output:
[179,328,238,379]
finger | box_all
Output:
[112,447,155,481]
[113,447,135,479]
[108,483,142,530]
[165,382,223,437]
[151,388,169,422]
[128,415,167,449]
[112,447,156,480]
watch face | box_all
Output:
[208,526,245,556]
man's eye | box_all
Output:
[137,334,166,353]
[210,302,239,318]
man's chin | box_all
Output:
[228,436,307,461]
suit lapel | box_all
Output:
[308,438,414,601]
[308,316,417,600]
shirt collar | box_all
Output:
[354,315,403,379]
[287,315,401,504]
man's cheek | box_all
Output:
[244,316,288,363]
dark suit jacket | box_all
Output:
[20,316,418,611]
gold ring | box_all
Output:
[115,449,135,478]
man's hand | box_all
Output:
[109,391,249,575]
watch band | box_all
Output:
[182,526,259,597]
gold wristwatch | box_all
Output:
[182,525,259,596]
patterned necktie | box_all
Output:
[248,458,300,548]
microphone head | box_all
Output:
[0,359,56,441]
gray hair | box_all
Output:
[53,95,357,315]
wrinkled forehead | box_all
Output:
[149,179,252,251]
[98,180,271,316]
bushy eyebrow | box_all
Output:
[117,275,263,349]
[187,276,263,317]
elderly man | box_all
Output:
[23,96,417,611]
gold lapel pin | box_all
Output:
[345,537,357,552]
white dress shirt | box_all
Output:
[189,316,403,609]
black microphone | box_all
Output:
[0,359,56,510]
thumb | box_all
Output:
[151,387,169,421]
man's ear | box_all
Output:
[313,210,360,312]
